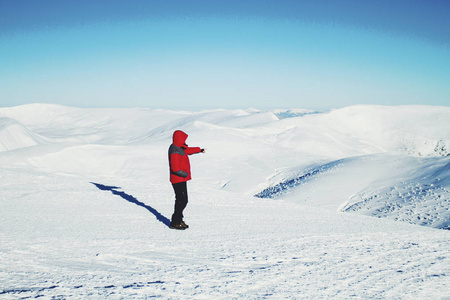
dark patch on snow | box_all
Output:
[91,183,121,191]
[0,285,58,295]
[91,182,171,227]
[96,285,116,289]
[273,109,318,120]
[434,140,450,156]
[94,281,165,291]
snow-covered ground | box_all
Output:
[1,104,449,299]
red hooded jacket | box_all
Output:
[168,130,202,184]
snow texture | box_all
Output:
[0,103,449,299]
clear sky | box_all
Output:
[1,0,449,110]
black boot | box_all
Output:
[180,220,189,229]
[170,222,186,230]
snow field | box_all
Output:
[1,104,450,298]
[1,168,449,299]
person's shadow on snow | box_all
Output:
[91,182,171,228]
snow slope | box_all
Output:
[1,103,449,298]
[0,117,47,152]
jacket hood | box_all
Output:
[172,130,188,147]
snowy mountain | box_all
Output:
[1,103,449,298]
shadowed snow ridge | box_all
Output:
[255,154,450,230]
[254,160,340,198]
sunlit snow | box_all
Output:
[1,104,449,298]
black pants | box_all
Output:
[171,181,188,224]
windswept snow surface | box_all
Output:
[1,104,449,299]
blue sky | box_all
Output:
[1,0,449,110]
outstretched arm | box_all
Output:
[184,147,203,155]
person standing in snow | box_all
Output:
[168,130,205,230]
